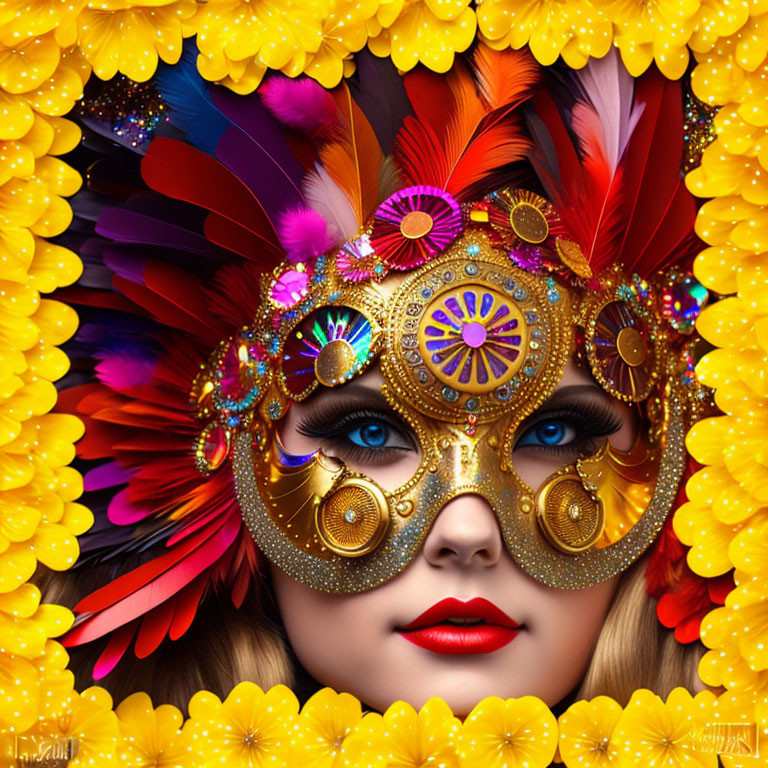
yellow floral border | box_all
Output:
[0,2,766,766]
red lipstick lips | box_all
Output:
[398,597,521,654]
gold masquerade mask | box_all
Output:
[207,222,692,593]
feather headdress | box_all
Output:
[59,45,711,682]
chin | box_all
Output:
[351,669,574,718]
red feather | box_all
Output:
[169,576,208,641]
[134,600,175,658]
[395,60,535,201]
[141,137,279,250]
[92,620,137,680]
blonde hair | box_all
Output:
[39,550,701,711]
[576,552,704,705]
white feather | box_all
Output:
[302,164,359,244]
[573,50,644,173]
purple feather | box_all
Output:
[277,206,335,264]
[260,76,338,137]
[84,462,133,492]
[97,207,227,259]
[211,86,305,220]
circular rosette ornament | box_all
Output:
[268,264,310,310]
[586,301,657,402]
[661,270,708,334]
[212,335,271,413]
[370,185,463,270]
[484,189,561,254]
[280,305,379,400]
[335,233,387,283]
[418,286,527,394]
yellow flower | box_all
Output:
[185,682,298,767]
[613,688,717,768]
[369,0,476,74]
[191,0,322,92]
[0,0,86,48]
[603,0,700,79]
[116,691,189,768]
[343,697,460,768]
[26,47,91,117]
[724,574,768,671]
[28,686,119,766]
[458,696,557,768]
[673,500,741,577]
[730,512,768,574]
[0,651,41,732]
[0,32,61,93]
[477,0,611,69]
[0,583,72,658]
[299,0,380,88]
[558,696,622,768]
[35,640,76,722]
[292,687,362,768]
[78,0,195,81]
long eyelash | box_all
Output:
[514,401,622,455]
[296,404,416,451]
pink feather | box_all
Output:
[95,351,156,391]
[277,206,336,263]
[260,76,338,137]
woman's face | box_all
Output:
[270,353,638,715]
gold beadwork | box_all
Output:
[316,479,389,557]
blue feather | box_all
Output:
[154,42,232,156]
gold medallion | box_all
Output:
[316,479,390,557]
[510,202,549,244]
[536,471,604,553]
[616,327,648,367]
[314,338,358,386]
[556,238,593,278]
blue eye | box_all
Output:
[517,419,575,448]
[348,421,389,448]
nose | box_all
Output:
[422,494,503,568]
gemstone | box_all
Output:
[269,268,310,309]
[461,321,487,348]
[199,422,229,472]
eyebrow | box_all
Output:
[312,382,392,410]
[541,384,610,409]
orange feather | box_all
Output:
[319,83,383,226]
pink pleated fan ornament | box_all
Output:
[370,185,463,271]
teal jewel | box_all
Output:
[465,264,479,276]
[547,289,560,302]
[523,364,536,376]
[466,244,481,256]
[442,386,459,402]
[513,287,527,301]
[466,398,479,411]
[374,264,384,275]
